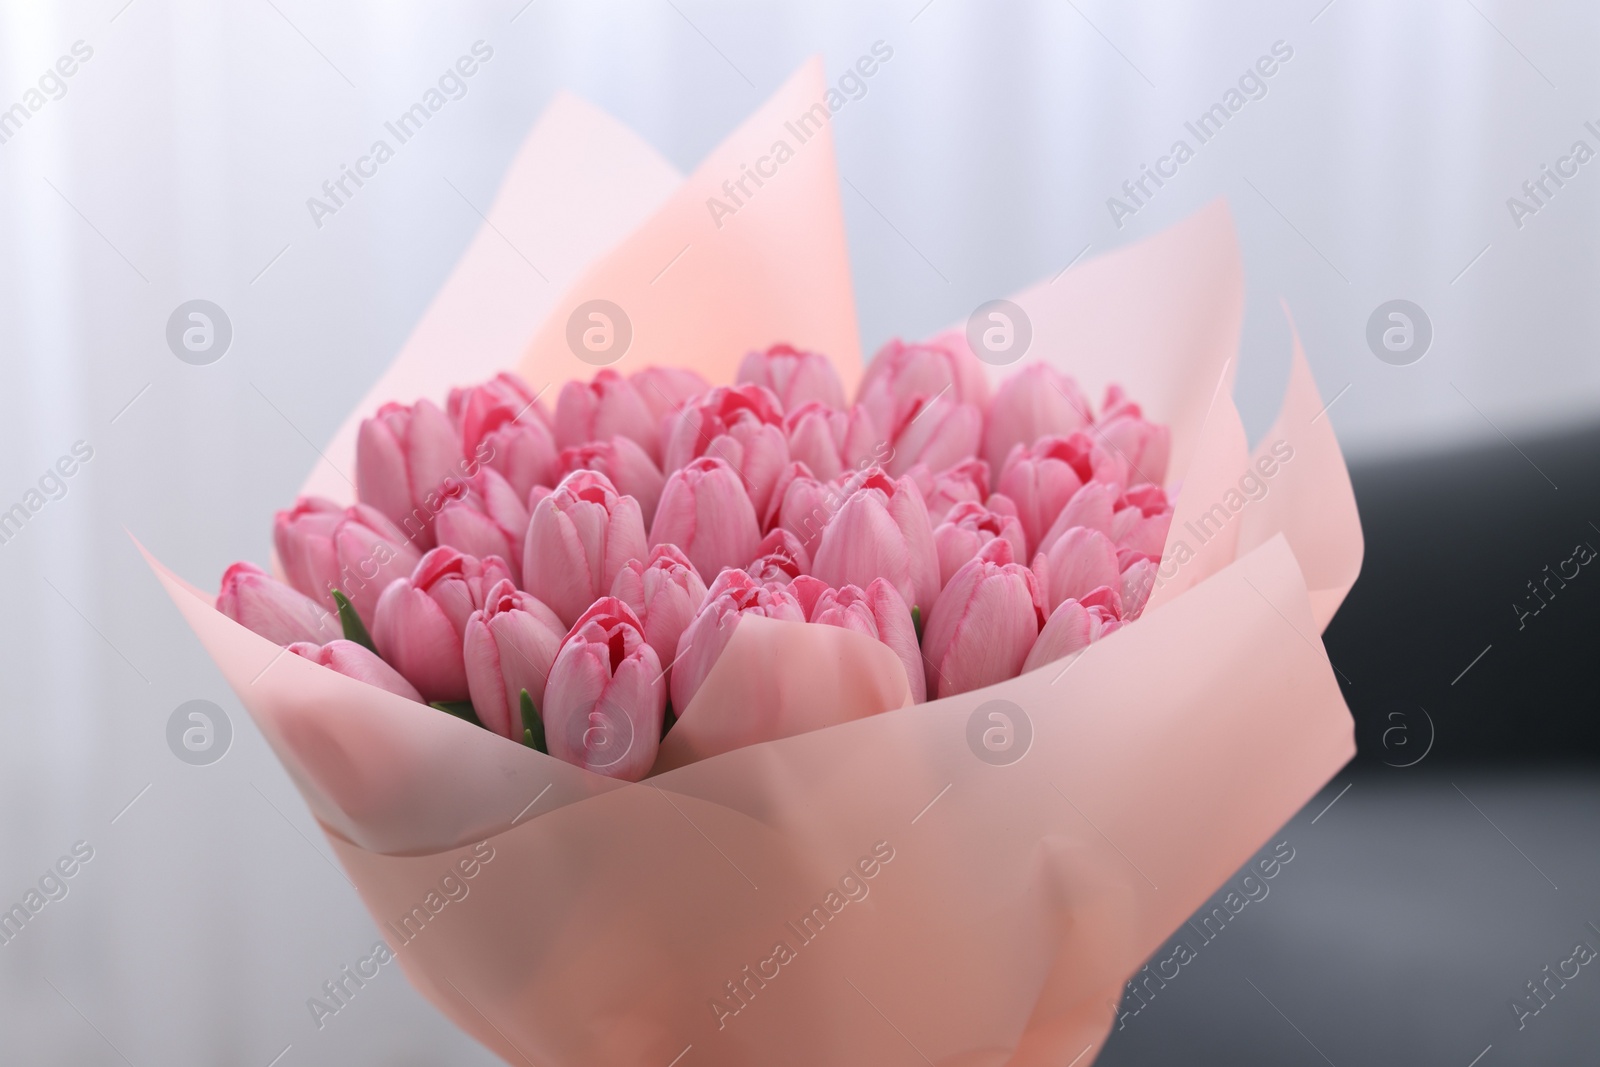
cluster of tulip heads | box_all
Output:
[216,336,1174,781]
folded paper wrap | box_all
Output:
[146,57,1360,1066]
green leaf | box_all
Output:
[911,604,923,642]
[431,700,485,729]
[520,689,547,754]
[331,589,376,653]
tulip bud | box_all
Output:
[1036,481,1119,556]
[286,639,424,702]
[932,501,1028,589]
[450,373,558,501]
[630,367,713,425]
[921,539,1045,699]
[772,465,835,557]
[671,570,805,714]
[610,544,708,679]
[1020,594,1122,673]
[746,528,810,586]
[216,562,340,646]
[983,364,1094,474]
[434,467,532,585]
[306,504,428,625]
[372,547,513,703]
[878,390,983,478]
[1097,386,1171,488]
[856,333,992,435]
[782,401,877,483]
[811,468,940,616]
[649,457,761,585]
[1120,559,1157,621]
[463,580,566,740]
[355,398,468,548]
[556,435,665,526]
[1110,484,1174,559]
[544,598,666,781]
[1032,525,1122,613]
[807,578,927,704]
[736,343,847,411]
[449,371,552,429]
[997,432,1124,554]
[555,369,661,463]
[271,497,344,605]
[662,384,790,518]
[922,459,991,524]
[523,470,649,629]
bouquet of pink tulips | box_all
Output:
[219,340,1172,782]
[149,60,1362,1067]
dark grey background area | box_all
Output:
[1100,771,1600,1067]
[1,1,1597,1063]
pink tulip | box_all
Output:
[877,390,983,479]
[543,598,666,781]
[1020,594,1123,673]
[631,365,711,449]
[998,432,1125,554]
[922,459,991,524]
[463,579,566,740]
[1120,559,1157,620]
[449,371,553,430]
[1036,481,1119,556]
[372,547,513,703]
[932,501,1028,588]
[856,333,992,435]
[272,497,344,603]
[785,573,832,620]
[356,398,467,547]
[451,373,558,502]
[273,498,423,621]
[649,457,761,585]
[216,562,340,646]
[736,343,846,411]
[1097,385,1171,488]
[782,402,878,483]
[1032,525,1122,613]
[746,528,810,586]
[921,540,1045,699]
[611,544,708,678]
[811,468,940,615]
[982,364,1094,473]
[555,369,661,463]
[806,578,926,703]
[287,639,424,702]
[523,470,649,629]
[1110,484,1174,558]
[556,436,665,526]
[662,384,790,518]
[671,570,805,713]
[769,463,833,549]
[434,467,532,585]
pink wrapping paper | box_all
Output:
[145,59,1361,1066]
